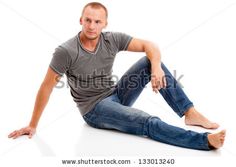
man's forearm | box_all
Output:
[29,83,53,128]
[144,42,162,71]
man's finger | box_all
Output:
[8,131,17,138]
[11,130,27,139]
[153,87,158,93]
[156,79,162,90]
[18,130,25,136]
[8,130,21,138]
[163,77,167,88]
[28,131,34,139]
[12,132,20,139]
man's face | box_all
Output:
[80,6,107,40]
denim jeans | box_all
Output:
[83,56,210,150]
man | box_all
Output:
[8,2,225,150]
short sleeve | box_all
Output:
[111,32,133,51]
[49,46,71,76]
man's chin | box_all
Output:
[88,36,98,40]
[85,34,99,40]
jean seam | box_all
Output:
[98,113,144,129]
[117,69,141,104]
[164,89,183,117]
[116,62,150,105]
[148,117,208,150]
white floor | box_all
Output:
[1,0,236,166]
[1,84,236,166]
[2,99,235,157]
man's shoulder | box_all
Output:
[102,31,121,38]
[102,31,114,40]
[102,31,131,41]
[60,34,78,50]
[102,31,127,43]
[54,34,78,58]
[51,34,78,63]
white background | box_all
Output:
[1,0,236,166]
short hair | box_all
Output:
[82,2,108,18]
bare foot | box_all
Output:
[184,107,219,129]
[208,130,226,149]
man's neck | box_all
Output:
[79,32,100,52]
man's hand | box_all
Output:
[8,126,36,139]
[7,67,60,140]
[151,66,166,93]
[126,38,165,93]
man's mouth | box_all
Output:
[87,31,96,35]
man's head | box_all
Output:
[80,2,108,40]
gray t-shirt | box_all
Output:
[49,32,132,115]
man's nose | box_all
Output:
[88,22,96,30]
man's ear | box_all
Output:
[79,17,82,25]
[104,21,108,28]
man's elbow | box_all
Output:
[144,41,160,53]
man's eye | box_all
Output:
[95,21,100,24]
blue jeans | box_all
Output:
[83,56,210,150]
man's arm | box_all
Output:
[127,38,166,92]
[8,67,61,139]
